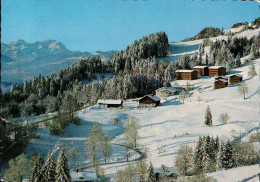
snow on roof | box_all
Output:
[71,171,97,181]
[156,87,177,92]
[226,74,243,78]
[176,70,195,72]
[215,79,228,83]
[144,94,161,101]
[97,99,123,105]
[208,66,225,69]
[193,66,208,68]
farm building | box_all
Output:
[97,99,123,108]
[193,66,209,76]
[155,87,177,97]
[176,70,198,80]
[71,170,97,182]
[228,74,243,84]
[214,79,228,89]
[208,66,226,76]
[139,94,161,107]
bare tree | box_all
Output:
[85,123,104,165]
[136,159,148,182]
[238,82,248,99]
[124,116,141,148]
[68,147,78,169]
[101,135,112,163]
[175,144,193,176]
[180,90,188,103]
[219,112,230,124]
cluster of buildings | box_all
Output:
[96,65,243,109]
[176,65,242,89]
[176,65,227,80]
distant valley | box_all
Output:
[1,39,117,84]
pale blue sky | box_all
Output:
[1,0,259,52]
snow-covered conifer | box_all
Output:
[205,105,212,126]
[55,149,71,182]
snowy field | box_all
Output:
[17,59,260,181]
[72,58,259,180]
[3,27,259,181]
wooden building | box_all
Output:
[139,94,161,107]
[214,78,228,89]
[155,87,177,97]
[97,99,123,108]
[228,74,243,84]
[208,66,226,76]
[193,66,209,76]
[176,70,198,80]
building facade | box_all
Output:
[176,70,198,80]
[193,66,209,76]
[208,66,226,76]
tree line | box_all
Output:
[175,136,259,177]
[4,148,72,182]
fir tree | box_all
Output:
[193,136,204,174]
[235,54,241,68]
[223,141,235,169]
[34,153,45,182]
[217,142,225,170]
[55,149,72,182]
[147,161,156,182]
[43,150,56,182]
[28,152,38,182]
[204,105,212,126]
[248,64,257,78]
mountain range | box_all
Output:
[1,39,116,84]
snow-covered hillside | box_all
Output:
[19,58,259,180]
[8,54,259,181]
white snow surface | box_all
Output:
[8,59,259,181]
[207,165,260,182]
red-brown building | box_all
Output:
[139,94,161,107]
[176,70,198,80]
[228,74,243,84]
[193,66,209,76]
[208,66,226,76]
[214,77,228,89]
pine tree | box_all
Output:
[193,136,205,174]
[248,64,257,78]
[160,164,167,182]
[44,150,56,182]
[147,161,156,182]
[55,149,72,182]
[217,142,225,170]
[204,105,212,126]
[29,152,38,182]
[34,153,45,182]
[223,141,235,169]
[235,54,241,68]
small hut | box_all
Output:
[228,74,243,84]
[193,66,209,76]
[97,99,123,108]
[214,79,228,89]
[155,87,177,97]
[208,66,226,76]
[139,94,161,107]
[176,70,198,80]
